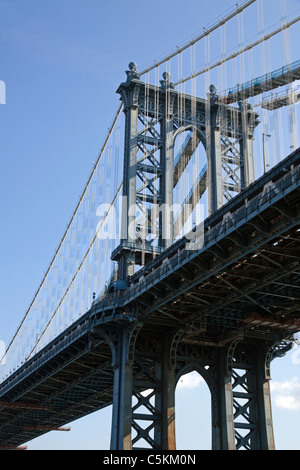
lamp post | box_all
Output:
[262,133,271,173]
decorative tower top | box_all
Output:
[126,62,140,83]
[160,72,174,89]
[209,84,218,105]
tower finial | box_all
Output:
[126,62,140,82]
[160,71,174,89]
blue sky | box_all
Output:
[0,0,300,450]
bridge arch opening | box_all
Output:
[173,127,208,241]
[175,368,212,450]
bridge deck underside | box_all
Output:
[0,338,115,448]
[0,150,299,449]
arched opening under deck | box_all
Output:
[175,368,212,450]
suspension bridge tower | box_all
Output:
[107,64,281,451]
[112,62,259,281]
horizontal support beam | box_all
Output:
[132,413,159,421]
[0,401,53,411]
[23,425,71,431]
[0,446,27,450]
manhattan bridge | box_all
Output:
[0,0,300,450]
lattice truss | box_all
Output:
[229,340,290,450]
[221,134,244,200]
[131,350,165,450]
[231,366,258,450]
[135,111,162,247]
[131,366,159,449]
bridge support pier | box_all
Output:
[212,349,236,450]
[214,343,276,450]
[110,327,277,450]
[110,327,133,450]
[110,328,176,450]
[174,339,278,450]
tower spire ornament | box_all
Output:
[125,62,140,83]
[160,71,174,89]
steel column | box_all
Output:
[213,348,236,450]
[254,346,276,450]
[110,329,177,450]
[110,327,133,450]
[231,343,277,450]
[154,335,176,449]
[132,332,176,450]
[117,65,140,280]
[207,86,223,215]
[239,101,256,187]
[243,135,255,185]
[160,75,175,249]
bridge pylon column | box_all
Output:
[110,326,134,450]
[153,334,176,449]
[110,327,177,450]
[131,332,176,450]
[252,344,276,450]
[207,85,223,215]
[212,348,236,450]
[175,339,278,450]
[113,64,177,282]
[206,85,259,215]
[227,342,276,450]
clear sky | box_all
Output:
[0,0,300,450]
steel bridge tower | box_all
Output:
[109,64,279,451]
[112,62,258,280]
